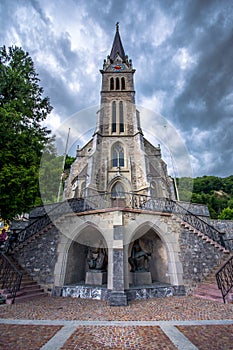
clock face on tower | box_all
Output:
[111,63,125,71]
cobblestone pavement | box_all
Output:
[176,325,233,350]
[0,296,232,349]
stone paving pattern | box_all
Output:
[0,296,232,321]
[60,326,177,350]
[0,324,62,350]
[0,295,232,349]
[176,325,233,350]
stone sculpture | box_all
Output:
[128,239,151,272]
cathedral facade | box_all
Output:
[52,25,202,305]
[9,25,231,306]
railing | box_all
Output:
[10,198,87,251]
[169,200,228,250]
[9,194,229,252]
[85,193,229,249]
[0,252,22,304]
[216,255,233,303]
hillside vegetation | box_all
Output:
[177,176,233,219]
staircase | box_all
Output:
[1,257,47,304]
[192,256,233,303]
[173,215,230,253]
[193,269,224,303]
[171,206,232,303]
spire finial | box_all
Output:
[116,22,119,32]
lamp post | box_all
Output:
[164,125,180,201]
[57,128,70,202]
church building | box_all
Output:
[5,24,231,306]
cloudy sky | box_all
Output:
[1,0,233,177]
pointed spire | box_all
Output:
[110,22,126,61]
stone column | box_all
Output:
[109,224,128,306]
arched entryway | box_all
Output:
[128,227,169,286]
[64,225,108,286]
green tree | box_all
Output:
[39,140,62,204]
[0,46,53,221]
[223,175,233,196]
[193,176,224,194]
[218,207,233,220]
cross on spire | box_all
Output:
[110,23,126,61]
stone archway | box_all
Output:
[54,221,108,289]
[128,228,169,286]
[64,226,108,286]
[125,215,185,289]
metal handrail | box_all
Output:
[216,255,233,303]
[170,200,228,249]
[10,199,86,251]
[10,194,229,251]
[0,252,22,303]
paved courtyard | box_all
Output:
[0,295,232,349]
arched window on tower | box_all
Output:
[119,101,124,132]
[111,181,126,207]
[110,77,114,90]
[121,77,125,90]
[116,77,120,90]
[112,101,116,132]
[112,142,124,167]
[111,182,125,197]
[150,181,157,198]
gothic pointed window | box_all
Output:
[110,77,114,90]
[150,181,157,198]
[111,182,125,197]
[116,77,120,90]
[112,142,124,167]
[119,101,124,132]
[121,77,125,90]
[112,101,116,132]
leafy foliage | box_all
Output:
[218,207,233,220]
[178,175,233,219]
[0,46,53,221]
[39,153,76,204]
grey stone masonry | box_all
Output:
[179,227,228,294]
[14,226,59,292]
[209,219,233,251]
[109,225,128,306]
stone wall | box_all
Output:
[210,219,233,251]
[14,226,59,292]
[179,227,228,294]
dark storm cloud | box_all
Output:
[165,0,233,176]
[1,0,232,176]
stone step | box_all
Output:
[193,292,223,303]
[172,214,230,254]
[194,285,221,295]
[6,292,47,304]
[21,278,38,286]
[2,286,43,299]
[0,256,47,304]
[193,282,223,302]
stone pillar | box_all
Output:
[109,224,128,306]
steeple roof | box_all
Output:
[109,22,126,61]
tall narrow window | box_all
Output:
[119,101,124,132]
[111,182,125,197]
[112,142,124,167]
[110,77,114,90]
[116,77,120,90]
[112,101,116,132]
[121,77,125,90]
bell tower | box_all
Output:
[101,22,135,104]
[96,23,142,137]
[64,24,175,201]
